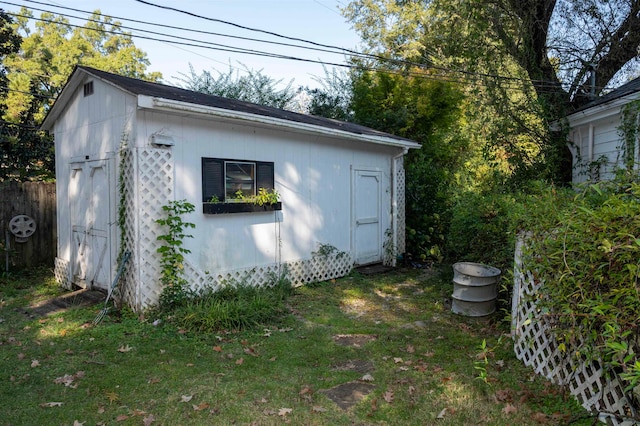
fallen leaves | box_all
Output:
[40,401,63,408]
[53,371,85,388]
[180,395,193,403]
[278,407,292,417]
[502,403,518,415]
[117,345,133,353]
[30,359,40,368]
[192,402,210,411]
[105,391,119,404]
[360,373,374,382]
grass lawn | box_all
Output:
[0,266,592,425]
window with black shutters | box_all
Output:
[202,157,275,205]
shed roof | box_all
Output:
[42,66,420,149]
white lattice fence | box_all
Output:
[117,147,137,308]
[183,253,354,296]
[512,238,638,425]
[116,147,174,311]
[54,257,71,290]
[394,156,406,255]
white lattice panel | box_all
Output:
[395,156,406,255]
[115,145,353,310]
[512,237,638,425]
[115,147,173,310]
[182,253,354,296]
[54,257,71,290]
[136,148,174,309]
[117,147,137,309]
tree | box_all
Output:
[0,7,160,181]
[176,63,298,110]
[0,10,53,181]
[3,7,161,123]
[306,67,354,121]
[342,0,640,182]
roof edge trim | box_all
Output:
[138,95,421,150]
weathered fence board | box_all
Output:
[0,181,56,271]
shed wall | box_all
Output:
[136,110,395,275]
[53,76,136,287]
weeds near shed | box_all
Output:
[156,200,196,309]
[170,273,293,332]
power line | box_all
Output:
[0,1,604,95]
[11,0,360,61]
[5,0,575,92]
[129,0,574,90]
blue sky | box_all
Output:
[5,0,362,88]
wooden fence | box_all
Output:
[0,181,56,272]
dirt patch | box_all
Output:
[28,288,105,317]
[319,381,376,410]
[331,359,374,374]
[332,334,377,347]
[355,263,394,275]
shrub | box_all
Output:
[445,190,523,273]
[523,176,640,392]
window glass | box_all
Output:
[225,161,255,199]
[202,157,274,203]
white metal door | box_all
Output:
[353,169,382,265]
[69,160,111,290]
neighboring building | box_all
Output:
[41,66,420,311]
[564,76,640,183]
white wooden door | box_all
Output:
[69,160,111,290]
[353,169,382,265]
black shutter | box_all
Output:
[256,161,274,191]
[202,158,225,202]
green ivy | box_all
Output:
[156,200,196,309]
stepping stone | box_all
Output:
[319,381,376,410]
[331,359,374,374]
[332,334,377,347]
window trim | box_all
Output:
[202,157,279,214]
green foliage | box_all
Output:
[2,7,161,124]
[0,11,53,181]
[0,121,54,181]
[446,190,524,273]
[523,176,640,392]
[230,187,280,206]
[176,63,296,110]
[619,100,640,172]
[306,67,353,120]
[349,69,467,261]
[155,200,196,309]
[171,274,293,332]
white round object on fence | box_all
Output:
[9,215,37,243]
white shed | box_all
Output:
[565,76,640,183]
[41,66,420,310]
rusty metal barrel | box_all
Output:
[451,262,501,316]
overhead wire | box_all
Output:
[6,0,563,91]
[0,0,609,95]
[129,0,582,92]
[1,9,486,89]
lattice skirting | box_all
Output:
[54,257,71,290]
[512,237,638,425]
[184,252,354,297]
